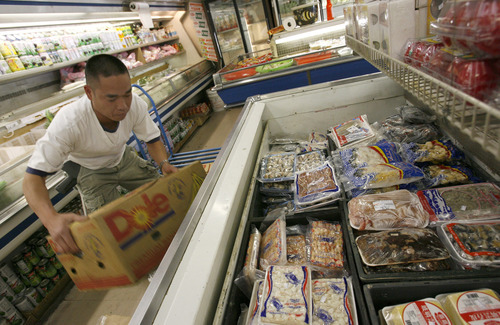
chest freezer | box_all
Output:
[131,72,499,324]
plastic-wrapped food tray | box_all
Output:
[294,162,340,206]
[312,277,358,325]
[328,115,375,149]
[246,280,264,325]
[437,219,500,268]
[259,152,296,182]
[381,298,452,325]
[308,220,344,269]
[355,228,450,267]
[418,182,500,225]
[295,151,324,173]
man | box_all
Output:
[23,54,177,254]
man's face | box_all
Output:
[84,73,132,123]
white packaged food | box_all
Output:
[312,278,357,325]
[382,298,452,325]
[259,266,313,325]
[260,153,296,182]
[328,115,375,149]
[260,216,287,270]
[436,289,500,325]
[246,280,264,325]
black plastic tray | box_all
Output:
[219,184,370,324]
[341,199,500,283]
[364,277,500,325]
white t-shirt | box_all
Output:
[28,93,160,174]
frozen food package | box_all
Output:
[260,265,312,325]
[307,220,344,269]
[294,162,341,206]
[436,289,500,325]
[437,219,500,267]
[328,115,375,149]
[246,280,264,325]
[347,190,430,230]
[348,182,422,198]
[342,162,425,191]
[307,132,328,150]
[260,181,294,196]
[337,141,403,175]
[417,183,500,224]
[363,259,452,274]
[260,215,287,270]
[286,225,307,265]
[355,228,450,266]
[382,298,452,325]
[244,225,262,283]
[259,152,296,182]
[312,278,357,325]
[380,119,440,144]
[401,139,465,164]
[396,105,437,124]
[422,163,481,188]
[295,151,325,173]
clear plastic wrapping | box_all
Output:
[337,141,403,175]
[348,182,422,199]
[259,153,296,182]
[294,162,341,206]
[382,298,452,325]
[396,105,437,124]
[401,139,465,164]
[259,215,287,270]
[260,181,294,196]
[363,259,452,274]
[342,162,425,191]
[286,225,307,266]
[295,151,325,173]
[421,163,480,188]
[355,228,450,267]
[307,220,344,269]
[260,266,312,325]
[437,219,500,268]
[417,183,500,224]
[347,190,430,230]
[312,277,357,325]
[245,280,264,325]
[380,115,440,144]
[244,225,262,283]
[328,115,375,149]
[436,289,500,325]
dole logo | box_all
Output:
[104,193,170,242]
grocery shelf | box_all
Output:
[346,36,500,163]
[0,36,179,85]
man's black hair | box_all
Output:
[85,54,129,88]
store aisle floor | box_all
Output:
[42,107,242,325]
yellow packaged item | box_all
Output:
[382,298,452,325]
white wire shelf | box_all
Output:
[346,36,500,162]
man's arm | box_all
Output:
[23,173,87,254]
[146,140,178,175]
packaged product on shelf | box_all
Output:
[286,225,307,266]
[355,228,450,266]
[362,259,452,274]
[402,37,444,68]
[295,151,324,173]
[0,60,13,74]
[259,152,296,182]
[401,139,465,164]
[259,215,287,270]
[260,181,294,196]
[312,278,356,325]
[260,265,312,325]
[255,59,295,74]
[301,132,328,152]
[382,298,452,325]
[336,140,403,175]
[417,183,500,224]
[294,162,340,206]
[0,277,15,301]
[245,280,263,325]
[430,0,500,57]
[450,56,498,101]
[395,105,436,125]
[436,289,500,325]
[437,219,500,268]
[379,114,440,144]
[421,163,481,187]
[328,115,375,149]
[307,220,343,269]
[235,225,264,298]
[348,189,430,230]
[341,162,425,191]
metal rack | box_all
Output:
[346,36,500,165]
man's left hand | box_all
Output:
[162,162,178,175]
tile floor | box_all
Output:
[42,107,242,325]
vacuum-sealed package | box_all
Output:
[328,115,375,149]
[422,163,480,187]
[294,162,341,206]
[401,139,465,164]
[259,215,287,270]
[343,162,425,190]
[286,225,307,266]
[295,151,325,173]
[381,119,440,144]
[363,259,452,274]
[436,289,500,325]
[348,190,430,230]
[259,152,296,182]
[382,298,452,325]
[418,183,500,224]
[437,219,500,268]
[260,181,294,196]
[260,265,312,325]
[243,225,262,283]
[337,141,403,175]
[312,278,357,325]
[348,182,422,198]
[396,105,437,124]
[355,228,450,266]
[307,220,344,269]
[246,280,264,325]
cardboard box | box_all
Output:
[49,162,206,291]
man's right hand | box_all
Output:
[46,213,88,254]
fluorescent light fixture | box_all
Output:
[275,23,345,44]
